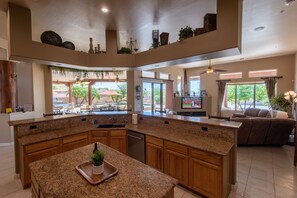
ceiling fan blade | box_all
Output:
[214,69,227,72]
[200,71,207,75]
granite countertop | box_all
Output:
[19,123,233,156]
[126,124,233,156]
[8,111,131,126]
[30,143,177,198]
[18,125,98,146]
[142,112,242,129]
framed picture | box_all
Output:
[200,90,208,97]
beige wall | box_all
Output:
[186,54,296,115]
[295,53,297,91]
[32,63,46,117]
[149,66,184,93]
[0,10,7,40]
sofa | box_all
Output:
[231,108,296,146]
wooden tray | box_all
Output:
[76,160,118,185]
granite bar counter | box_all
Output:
[30,143,177,198]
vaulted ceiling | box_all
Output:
[0,0,297,68]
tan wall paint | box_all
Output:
[32,63,46,117]
[0,10,7,40]
[15,62,34,107]
[127,70,142,112]
[295,53,297,92]
[186,54,295,115]
[150,66,184,93]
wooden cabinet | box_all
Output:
[90,130,127,154]
[164,141,188,186]
[90,130,109,145]
[21,139,60,187]
[62,132,89,152]
[189,148,229,198]
[110,130,127,154]
[146,136,163,172]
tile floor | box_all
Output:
[0,145,296,198]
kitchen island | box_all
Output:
[9,112,241,198]
[30,143,177,198]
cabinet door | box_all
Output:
[146,142,163,172]
[23,146,60,187]
[110,130,127,154]
[189,157,222,198]
[164,148,188,185]
[90,130,109,145]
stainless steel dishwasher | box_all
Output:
[127,131,146,163]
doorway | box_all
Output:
[142,82,166,113]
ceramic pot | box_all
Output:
[93,164,104,175]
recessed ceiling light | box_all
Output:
[101,7,109,13]
[285,0,295,6]
[254,26,265,31]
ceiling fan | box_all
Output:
[113,70,125,83]
[200,60,227,75]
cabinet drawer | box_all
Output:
[91,130,109,137]
[25,139,60,154]
[62,139,89,152]
[190,148,222,166]
[146,135,163,147]
[164,141,188,155]
[62,132,88,144]
[110,130,126,137]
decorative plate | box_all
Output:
[40,31,62,46]
[62,41,75,50]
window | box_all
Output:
[189,76,200,96]
[160,73,169,80]
[224,83,270,111]
[142,71,155,78]
[249,69,277,78]
[220,72,242,80]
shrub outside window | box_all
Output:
[224,83,270,111]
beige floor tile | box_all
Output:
[246,176,274,194]
[228,191,243,198]
[244,185,275,198]
[182,192,201,198]
[232,181,246,197]
[174,186,185,198]
[2,188,31,198]
[275,184,297,198]
[249,167,274,182]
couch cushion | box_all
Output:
[231,118,252,144]
[265,119,295,145]
[258,109,270,117]
[244,108,261,117]
[247,118,271,144]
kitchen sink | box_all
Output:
[97,123,126,128]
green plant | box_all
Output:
[92,150,105,166]
[117,47,132,54]
[270,94,291,111]
[178,26,194,40]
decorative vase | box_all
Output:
[93,164,104,175]
[160,32,169,46]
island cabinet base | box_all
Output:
[20,139,61,188]
[146,139,231,198]
[188,149,230,198]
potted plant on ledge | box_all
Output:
[92,149,105,175]
[178,26,194,41]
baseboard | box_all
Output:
[0,142,14,146]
